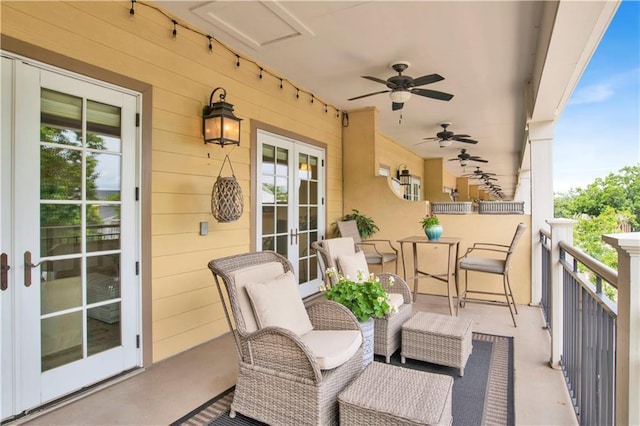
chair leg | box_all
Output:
[503,275,517,327]
[505,273,518,314]
[459,270,468,308]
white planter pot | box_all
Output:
[359,318,375,367]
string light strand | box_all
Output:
[131,1,340,117]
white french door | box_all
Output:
[1,56,141,419]
[256,130,325,297]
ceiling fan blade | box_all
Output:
[451,134,471,138]
[362,76,391,86]
[411,88,454,101]
[391,102,404,111]
[447,158,459,161]
[412,74,444,87]
[453,137,478,144]
[421,136,440,141]
[347,90,390,101]
[469,158,488,163]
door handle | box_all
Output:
[290,228,299,245]
[1,253,9,291]
[24,251,49,288]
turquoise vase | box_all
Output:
[425,225,443,241]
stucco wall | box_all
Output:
[343,102,532,305]
[1,1,343,361]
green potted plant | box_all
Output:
[420,213,443,241]
[340,209,379,239]
[321,268,394,366]
[321,268,393,321]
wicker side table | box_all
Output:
[401,311,473,376]
[339,362,453,426]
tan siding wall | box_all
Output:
[1,1,342,362]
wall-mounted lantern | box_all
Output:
[203,87,242,146]
[397,164,411,186]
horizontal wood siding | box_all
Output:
[1,1,342,362]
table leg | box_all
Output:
[446,243,456,316]
[400,242,407,281]
[412,242,418,302]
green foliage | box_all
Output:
[420,213,440,228]
[340,209,379,239]
[556,165,640,230]
[322,269,392,321]
[554,165,640,303]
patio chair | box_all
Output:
[458,222,527,327]
[337,220,399,273]
[208,251,363,426]
[312,238,413,363]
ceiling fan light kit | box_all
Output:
[439,139,453,148]
[389,90,412,103]
[347,61,453,111]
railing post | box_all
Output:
[546,218,577,369]
[602,232,640,426]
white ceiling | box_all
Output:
[159,1,614,199]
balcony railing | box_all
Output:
[540,222,638,426]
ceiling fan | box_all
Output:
[347,62,453,111]
[448,149,488,167]
[418,123,478,148]
[463,167,497,180]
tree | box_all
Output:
[558,165,640,230]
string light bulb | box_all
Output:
[259,68,263,79]
[124,2,341,118]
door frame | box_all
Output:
[1,38,154,369]
[250,120,328,295]
[2,52,143,416]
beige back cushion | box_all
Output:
[231,262,285,333]
[337,251,370,280]
[245,271,313,336]
[324,238,357,268]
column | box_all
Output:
[602,232,640,426]
[529,121,555,305]
[546,218,577,368]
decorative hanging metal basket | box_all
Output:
[211,155,243,222]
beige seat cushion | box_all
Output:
[245,271,314,336]
[459,257,506,274]
[337,251,370,281]
[387,292,404,313]
[300,329,362,370]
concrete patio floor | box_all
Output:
[15,294,577,426]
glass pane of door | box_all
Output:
[261,144,290,258]
[297,153,319,285]
[39,88,123,372]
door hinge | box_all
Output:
[136,335,140,348]
[135,113,140,127]
[135,187,139,201]
[135,261,139,276]
[322,159,324,167]
[322,197,324,205]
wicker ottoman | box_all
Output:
[401,312,473,376]
[339,362,453,426]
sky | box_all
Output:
[553,0,640,193]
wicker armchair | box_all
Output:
[312,238,413,363]
[208,251,363,426]
[337,220,398,273]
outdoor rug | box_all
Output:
[172,332,514,426]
